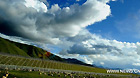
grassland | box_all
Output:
[0,54,106,73]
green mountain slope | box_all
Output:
[0,37,63,61]
[0,37,29,56]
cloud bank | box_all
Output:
[59,29,140,69]
[0,0,111,44]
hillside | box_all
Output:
[0,37,29,57]
[0,37,63,61]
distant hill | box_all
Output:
[0,37,93,66]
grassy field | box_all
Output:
[0,54,106,73]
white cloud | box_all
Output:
[132,63,140,66]
[0,0,111,44]
[76,0,80,2]
[98,0,116,3]
[49,4,61,13]
[100,62,104,65]
[0,33,32,45]
[112,0,116,1]
[24,0,47,12]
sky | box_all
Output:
[0,0,140,69]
